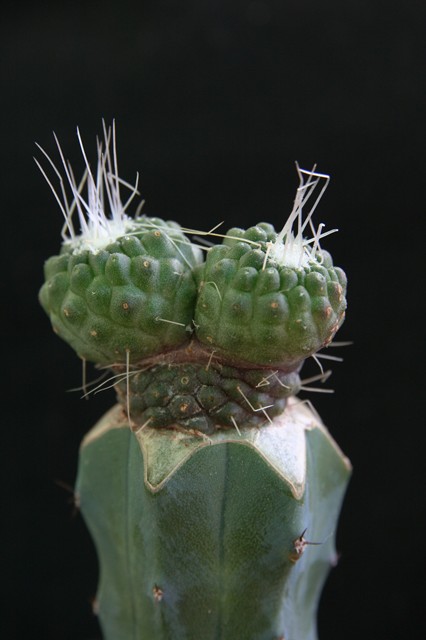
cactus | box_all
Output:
[38,122,351,640]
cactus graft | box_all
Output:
[38,122,350,640]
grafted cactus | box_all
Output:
[38,122,351,640]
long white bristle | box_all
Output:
[268,164,334,269]
[35,120,141,253]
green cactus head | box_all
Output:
[38,125,346,375]
[194,166,347,369]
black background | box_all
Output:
[2,1,425,638]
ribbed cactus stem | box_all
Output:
[76,399,350,640]
[38,123,350,640]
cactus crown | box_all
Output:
[35,120,140,254]
[38,123,347,426]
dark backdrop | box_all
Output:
[2,1,424,639]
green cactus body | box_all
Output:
[39,217,201,364]
[77,400,350,640]
[38,125,350,640]
[194,226,346,369]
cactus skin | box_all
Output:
[76,400,350,640]
[39,217,201,365]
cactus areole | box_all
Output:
[38,122,351,640]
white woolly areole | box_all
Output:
[266,163,337,269]
[35,120,140,254]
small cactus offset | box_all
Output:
[38,122,351,640]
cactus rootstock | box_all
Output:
[38,123,350,640]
